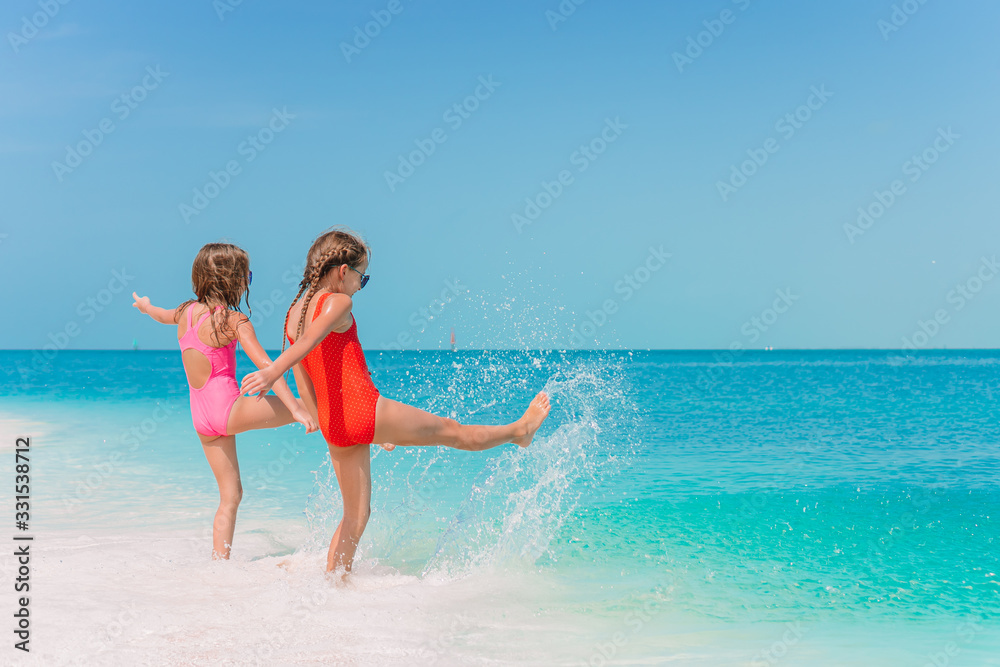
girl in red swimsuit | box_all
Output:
[133,243,317,560]
[240,228,551,576]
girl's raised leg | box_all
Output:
[199,434,243,559]
[326,394,549,575]
[372,392,550,450]
[226,395,297,435]
[326,443,372,574]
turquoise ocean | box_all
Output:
[1,349,998,665]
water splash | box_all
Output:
[302,353,642,577]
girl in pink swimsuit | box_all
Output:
[132,242,317,559]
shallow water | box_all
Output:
[1,349,999,665]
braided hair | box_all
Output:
[282,228,370,352]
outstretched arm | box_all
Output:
[234,315,318,433]
[240,293,353,398]
[132,292,177,325]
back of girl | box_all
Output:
[282,231,380,449]
[132,242,317,560]
[241,228,551,578]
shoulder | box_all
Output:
[179,301,206,324]
[230,310,253,330]
[318,292,352,315]
[313,292,353,331]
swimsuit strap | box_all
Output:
[193,307,213,333]
[289,292,330,345]
[183,304,224,349]
[312,292,331,322]
[185,303,216,330]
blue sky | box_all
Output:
[2,0,999,350]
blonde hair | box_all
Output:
[282,228,369,351]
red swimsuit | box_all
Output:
[289,292,380,447]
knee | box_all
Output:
[221,483,243,509]
[343,503,371,534]
[456,424,489,451]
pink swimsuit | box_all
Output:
[180,305,240,437]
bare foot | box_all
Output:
[513,392,550,448]
[325,568,352,586]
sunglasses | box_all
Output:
[348,265,370,289]
[247,271,253,286]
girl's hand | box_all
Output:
[132,294,177,325]
[241,368,276,399]
[378,442,396,452]
[132,292,151,314]
[291,405,318,434]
